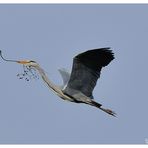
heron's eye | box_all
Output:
[30,60,36,63]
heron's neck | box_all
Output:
[34,64,74,101]
[35,65,61,94]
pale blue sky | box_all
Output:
[0,4,148,144]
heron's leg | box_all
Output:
[100,107,117,117]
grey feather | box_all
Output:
[58,68,70,87]
[63,48,114,99]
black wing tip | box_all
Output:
[78,47,114,57]
[74,47,115,70]
[85,47,115,63]
[94,47,114,55]
[100,48,115,66]
[95,47,115,61]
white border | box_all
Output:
[0,0,147,147]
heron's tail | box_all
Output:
[90,100,116,117]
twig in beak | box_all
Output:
[0,50,19,63]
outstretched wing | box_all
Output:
[58,68,71,87]
[63,48,114,99]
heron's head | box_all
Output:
[0,51,40,81]
[17,60,38,67]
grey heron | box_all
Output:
[0,48,116,117]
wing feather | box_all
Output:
[63,48,114,99]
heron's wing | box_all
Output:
[63,48,114,99]
[58,68,71,87]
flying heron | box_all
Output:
[0,48,116,117]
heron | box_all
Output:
[0,48,116,117]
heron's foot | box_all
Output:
[100,107,117,117]
[105,109,117,117]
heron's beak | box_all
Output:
[17,60,30,64]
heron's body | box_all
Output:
[0,48,116,117]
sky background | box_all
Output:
[0,4,148,144]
